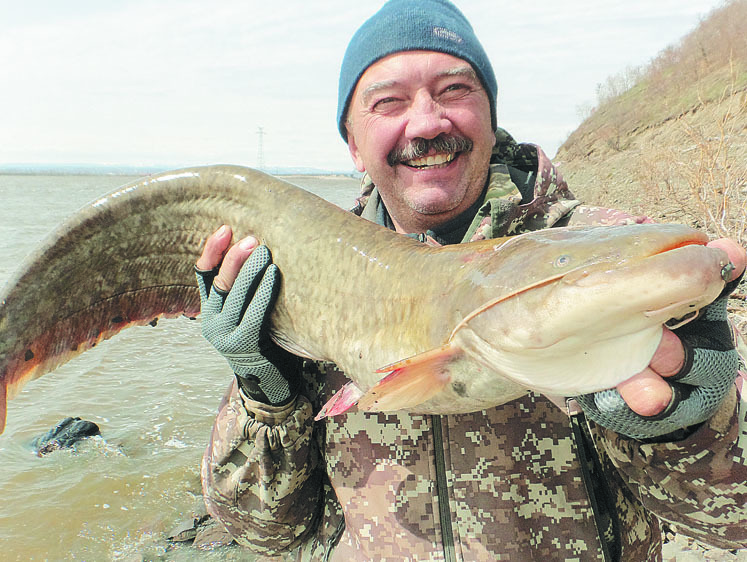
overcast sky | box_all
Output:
[0,0,725,171]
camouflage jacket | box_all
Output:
[201,128,747,560]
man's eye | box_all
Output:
[442,83,469,96]
[373,97,398,110]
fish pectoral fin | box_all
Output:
[315,382,365,420]
[356,344,461,412]
[271,332,325,362]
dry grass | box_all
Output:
[554,6,747,555]
[636,78,747,243]
[558,0,747,243]
[561,0,747,160]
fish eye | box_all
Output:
[554,254,571,268]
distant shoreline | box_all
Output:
[281,173,360,181]
[0,165,361,179]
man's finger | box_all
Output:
[707,238,746,282]
[213,236,259,292]
[650,328,685,378]
[616,368,673,417]
[616,328,683,416]
[196,225,233,271]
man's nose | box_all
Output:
[404,92,452,140]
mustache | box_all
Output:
[387,134,473,167]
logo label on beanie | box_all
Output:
[432,26,463,44]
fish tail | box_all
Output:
[0,378,6,434]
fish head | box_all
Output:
[452,223,731,395]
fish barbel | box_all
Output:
[0,165,730,432]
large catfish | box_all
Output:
[0,165,731,432]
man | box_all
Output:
[195,1,747,559]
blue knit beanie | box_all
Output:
[337,0,497,141]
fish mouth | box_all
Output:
[560,237,729,325]
[559,230,713,287]
[452,227,721,343]
[642,248,734,323]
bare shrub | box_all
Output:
[637,81,747,243]
[644,0,747,103]
[575,101,595,122]
[595,65,644,106]
[582,0,746,131]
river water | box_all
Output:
[0,172,361,560]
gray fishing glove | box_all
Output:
[195,245,299,406]
[575,276,742,441]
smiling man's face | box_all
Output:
[345,50,496,233]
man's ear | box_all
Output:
[346,124,366,173]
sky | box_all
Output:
[0,0,727,172]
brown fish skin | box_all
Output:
[0,165,729,433]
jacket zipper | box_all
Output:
[432,414,457,562]
[567,399,621,562]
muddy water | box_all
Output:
[0,172,360,560]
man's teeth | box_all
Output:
[405,152,456,168]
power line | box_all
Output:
[256,126,265,170]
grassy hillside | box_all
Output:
[557,0,747,243]
[557,7,747,557]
